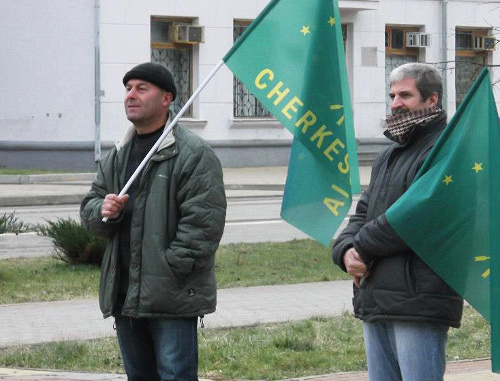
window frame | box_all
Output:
[385,25,420,56]
[151,16,195,117]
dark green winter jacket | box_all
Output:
[80,123,227,319]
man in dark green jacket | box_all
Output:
[80,62,226,381]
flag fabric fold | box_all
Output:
[385,67,500,371]
[224,0,360,246]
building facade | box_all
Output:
[1,0,499,170]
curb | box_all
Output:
[0,174,96,185]
[0,190,285,207]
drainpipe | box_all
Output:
[94,0,102,162]
[441,0,448,111]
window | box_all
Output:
[151,17,194,116]
[385,26,420,53]
[342,24,348,53]
[456,31,473,50]
[232,21,348,118]
[455,28,491,108]
[385,26,420,114]
[233,20,272,118]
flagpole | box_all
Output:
[102,59,225,222]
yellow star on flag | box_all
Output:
[475,256,491,278]
[472,163,483,173]
[300,26,311,36]
[443,175,453,185]
[328,17,335,27]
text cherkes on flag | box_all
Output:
[224,0,360,246]
[385,68,500,372]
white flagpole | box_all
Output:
[102,59,225,222]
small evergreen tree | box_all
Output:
[36,218,105,265]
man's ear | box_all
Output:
[428,92,438,107]
[163,92,174,106]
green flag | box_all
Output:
[385,68,500,371]
[224,0,360,246]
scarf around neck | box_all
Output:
[386,106,441,144]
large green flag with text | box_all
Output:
[224,0,360,246]
[386,68,500,372]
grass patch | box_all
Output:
[0,257,99,304]
[448,304,491,361]
[0,239,349,304]
[0,337,122,373]
[215,240,348,288]
[0,307,488,380]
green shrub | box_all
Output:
[36,218,105,266]
[0,212,31,234]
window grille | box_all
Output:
[233,23,272,118]
[151,48,191,116]
[151,17,193,116]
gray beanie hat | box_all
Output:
[123,62,177,100]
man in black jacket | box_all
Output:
[332,63,463,381]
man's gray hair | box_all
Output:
[390,63,443,108]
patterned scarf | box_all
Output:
[386,106,441,144]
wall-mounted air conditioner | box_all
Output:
[476,36,498,51]
[173,24,204,44]
[406,32,431,48]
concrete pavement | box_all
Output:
[1,167,499,380]
[0,166,372,207]
[0,281,353,348]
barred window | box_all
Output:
[233,21,272,118]
[385,26,420,114]
[151,17,193,116]
[455,28,490,109]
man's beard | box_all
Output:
[392,107,410,115]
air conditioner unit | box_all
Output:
[483,36,497,51]
[406,32,431,48]
[173,24,204,44]
[474,35,485,50]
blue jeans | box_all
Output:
[115,310,198,381]
[363,321,449,381]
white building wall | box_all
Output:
[0,0,95,141]
[99,0,500,145]
[446,0,500,113]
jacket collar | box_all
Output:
[115,114,176,152]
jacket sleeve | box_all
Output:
[165,146,227,277]
[80,153,123,239]
[332,154,384,272]
[351,144,434,265]
[352,213,410,265]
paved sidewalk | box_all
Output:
[0,167,289,207]
[1,359,500,380]
[0,166,372,207]
[0,281,353,347]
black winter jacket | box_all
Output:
[332,111,463,328]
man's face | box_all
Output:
[389,77,437,115]
[124,79,172,130]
